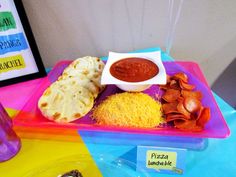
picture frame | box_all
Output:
[0,0,46,87]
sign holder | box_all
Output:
[137,146,186,175]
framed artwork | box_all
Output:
[0,0,46,87]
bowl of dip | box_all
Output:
[101,51,167,92]
[110,57,159,91]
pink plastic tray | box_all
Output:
[13,61,230,138]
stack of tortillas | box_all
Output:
[38,56,105,123]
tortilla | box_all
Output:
[58,76,100,98]
[38,56,106,123]
[61,56,105,92]
[38,78,94,123]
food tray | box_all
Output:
[13,60,230,138]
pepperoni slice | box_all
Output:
[181,90,203,100]
[167,75,171,83]
[166,114,187,122]
[173,73,188,83]
[159,85,169,90]
[197,108,211,127]
[177,101,191,119]
[162,102,179,114]
[177,96,184,102]
[174,119,202,131]
[184,97,202,113]
[170,80,180,90]
[162,89,181,102]
[160,72,210,131]
[179,80,195,90]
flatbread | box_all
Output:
[38,80,94,123]
[38,56,105,123]
[58,76,100,98]
[63,56,104,77]
[61,56,105,93]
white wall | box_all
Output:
[22,0,236,86]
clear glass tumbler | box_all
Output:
[0,103,21,162]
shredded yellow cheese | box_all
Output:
[93,92,163,128]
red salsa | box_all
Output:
[110,57,159,82]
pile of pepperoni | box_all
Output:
[160,73,210,131]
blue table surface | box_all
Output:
[80,47,236,177]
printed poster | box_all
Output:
[0,0,45,86]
